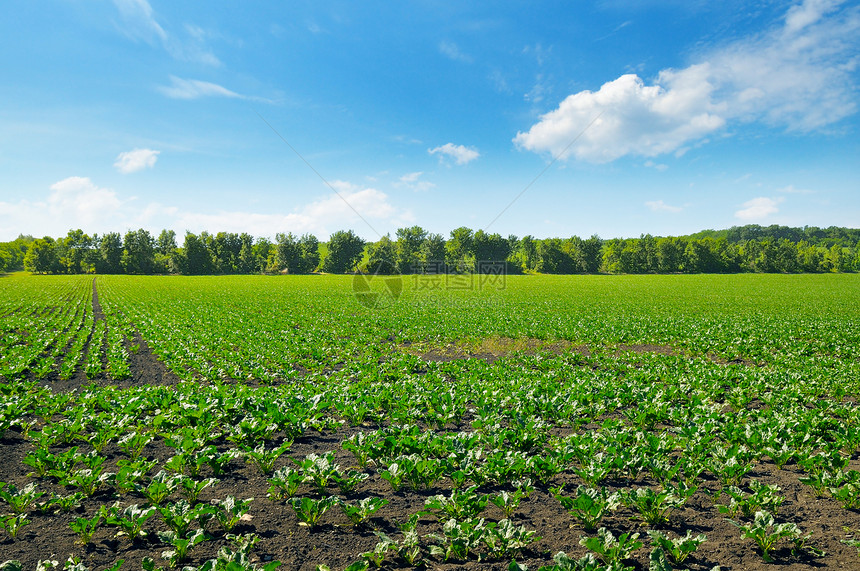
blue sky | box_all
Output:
[1,0,858,242]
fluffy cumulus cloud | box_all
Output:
[0,177,124,239]
[428,143,480,165]
[514,0,860,163]
[114,148,160,173]
[735,197,785,220]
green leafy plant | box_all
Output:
[491,488,527,518]
[137,471,181,506]
[0,514,31,540]
[552,485,620,532]
[295,452,340,494]
[288,496,337,529]
[333,468,369,495]
[579,527,642,566]
[428,517,487,562]
[620,487,684,526]
[338,496,388,526]
[537,551,620,571]
[102,503,157,541]
[424,486,489,521]
[69,513,102,545]
[483,519,541,559]
[214,496,254,532]
[242,441,293,475]
[157,528,207,568]
[728,510,810,562]
[647,530,706,566]
[0,482,44,514]
[267,467,306,500]
[176,476,218,504]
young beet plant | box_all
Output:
[339,497,388,526]
[0,482,45,514]
[242,441,293,475]
[579,527,642,568]
[647,530,706,567]
[69,513,102,545]
[620,487,685,527]
[288,496,337,529]
[214,496,253,532]
[0,514,31,540]
[728,510,821,562]
[267,467,306,500]
[101,503,157,541]
[552,485,620,532]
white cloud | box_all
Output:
[644,160,668,171]
[428,143,480,165]
[439,40,472,63]
[646,200,682,213]
[395,172,436,192]
[0,177,126,239]
[735,196,785,220]
[515,0,860,163]
[0,178,411,241]
[114,148,160,174]
[112,0,220,65]
[157,76,242,100]
[777,184,814,194]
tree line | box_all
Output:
[5,224,860,276]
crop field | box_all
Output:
[2,273,860,571]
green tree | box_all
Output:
[96,232,124,274]
[122,229,156,274]
[58,229,93,274]
[366,235,397,274]
[237,233,256,274]
[516,235,539,273]
[182,232,213,275]
[580,235,604,273]
[446,227,474,271]
[420,233,446,272]
[155,229,178,274]
[297,234,320,273]
[395,226,427,274]
[323,230,365,273]
[24,237,60,274]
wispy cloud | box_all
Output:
[395,172,436,192]
[439,40,472,63]
[777,184,814,194]
[735,196,785,220]
[114,148,160,173]
[644,160,668,171]
[157,76,243,100]
[112,0,220,66]
[515,0,860,163]
[646,200,682,213]
[428,143,480,165]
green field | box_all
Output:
[2,273,860,570]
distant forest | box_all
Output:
[3,224,860,276]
